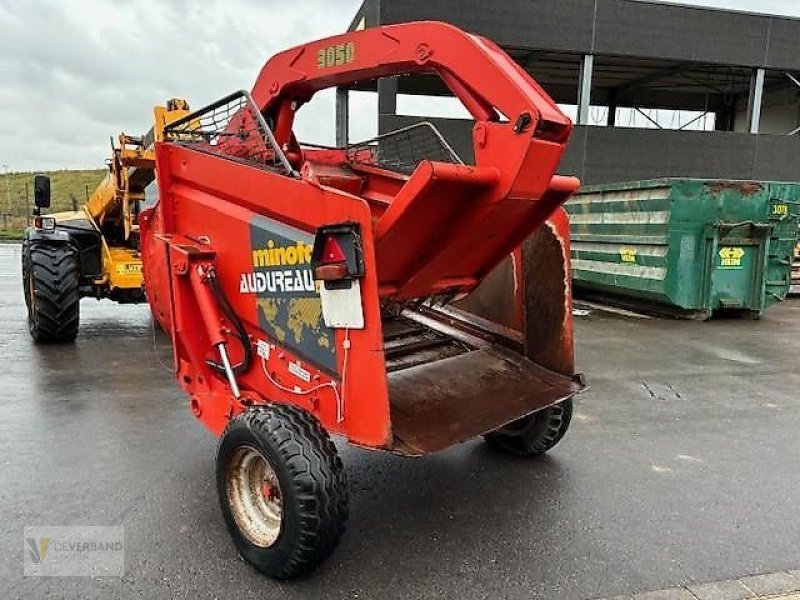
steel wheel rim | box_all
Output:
[226,445,283,548]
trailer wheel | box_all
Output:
[24,242,80,343]
[216,404,348,579]
[483,398,573,457]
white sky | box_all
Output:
[656,0,800,15]
[0,0,798,171]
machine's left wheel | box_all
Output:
[22,239,31,307]
[24,241,80,343]
[483,398,573,457]
[216,404,348,579]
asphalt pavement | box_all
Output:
[2,242,800,599]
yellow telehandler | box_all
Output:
[22,99,190,342]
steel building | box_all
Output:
[338,0,800,184]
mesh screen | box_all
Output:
[346,122,463,175]
[163,91,294,175]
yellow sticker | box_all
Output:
[620,247,637,263]
[317,42,355,69]
[719,247,745,268]
[116,263,142,275]
[772,203,789,216]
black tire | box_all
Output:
[483,398,573,457]
[216,404,348,579]
[22,239,31,307]
[24,242,80,343]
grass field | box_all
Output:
[0,169,106,238]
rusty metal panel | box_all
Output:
[521,212,575,377]
[387,344,581,456]
[455,255,522,332]
[382,303,581,456]
[453,211,577,378]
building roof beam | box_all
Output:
[614,63,692,98]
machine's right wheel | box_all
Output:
[24,242,80,343]
[483,398,573,457]
[216,404,348,580]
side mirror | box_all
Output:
[34,174,51,212]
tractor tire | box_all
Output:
[216,404,348,579]
[24,242,80,343]
[21,239,31,306]
[483,398,573,457]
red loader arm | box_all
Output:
[250,21,579,300]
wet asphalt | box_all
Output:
[2,242,800,599]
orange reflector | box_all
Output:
[321,236,346,263]
[314,263,348,281]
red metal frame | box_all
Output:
[141,21,580,453]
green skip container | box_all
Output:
[565,179,800,319]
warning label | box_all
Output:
[116,263,141,275]
[718,247,745,269]
[620,247,637,263]
[246,215,337,373]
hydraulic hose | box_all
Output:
[204,271,253,376]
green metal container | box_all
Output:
[565,179,800,318]
[792,233,800,295]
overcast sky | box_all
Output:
[1,0,799,171]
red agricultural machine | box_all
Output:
[141,21,583,578]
